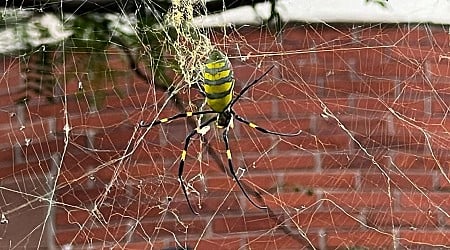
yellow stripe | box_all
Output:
[160,118,169,123]
[206,61,226,69]
[204,70,231,81]
[226,149,232,159]
[207,94,232,112]
[249,123,258,128]
[204,81,233,94]
[181,150,187,160]
[186,112,193,117]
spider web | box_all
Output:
[0,1,449,249]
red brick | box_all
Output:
[283,172,356,190]
[243,153,316,171]
[293,211,360,229]
[360,171,434,190]
[313,47,389,77]
[94,126,159,150]
[438,175,450,190]
[137,178,180,202]
[232,59,277,84]
[326,230,394,248]
[221,27,280,52]
[0,119,51,147]
[277,133,351,151]
[444,213,450,227]
[321,150,388,170]
[259,192,317,211]
[325,78,397,97]
[358,61,422,79]
[26,100,65,119]
[246,234,319,249]
[283,25,354,50]
[232,100,274,119]
[429,61,450,78]
[247,80,313,101]
[279,51,349,76]
[362,25,432,46]
[399,230,450,247]
[106,91,152,110]
[0,147,16,168]
[0,158,52,179]
[366,210,438,228]
[235,117,307,138]
[206,174,276,196]
[356,133,426,152]
[431,94,450,114]
[320,115,387,137]
[112,199,164,219]
[212,214,278,233]
[276,99,323,117]
[55,198,164,226]
[19,139,66,164]
[227,136,274,154]
[136,218,207,238]
[390,98,427,118]
[121,162,166,180]
[55,225,129,245]
[339,115,388,138]
[112,241,165,250]
[73,108,132,128]
[132,138,186,163]
[188,236,242,250]
[5,26,450,249]
[421,117,450,133]
[55,208,91,226]
[399,192,450,210]
[390,45,441,61]
[352,97,426,118]
[393,152,441,171]
[192,195,242,214]
[0,108,18,127]
[0,91,27,107]
[0,58,22,89]
[323,191,391,211]
[57,186,125,207]
[57,150,121,186]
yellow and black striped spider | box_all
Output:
[140,50,301,214]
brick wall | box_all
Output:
[0,24,449,249]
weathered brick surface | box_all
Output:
[0,24,449,249]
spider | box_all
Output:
[140,50,301,214]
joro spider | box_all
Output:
[140,50,301,214]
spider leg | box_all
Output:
[233,112,302,137]
[222,127,268,210]
[139,110,216,127]
[178,116,216,215]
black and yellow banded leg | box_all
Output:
[178,116,216,215]
[139,110,216,128]
[222,127,267,210]
[233,113,302,137]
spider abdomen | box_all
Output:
[203,50,235,112]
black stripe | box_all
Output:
[204,64,230,75]
[204,73,234,85]
[206,89,232,100]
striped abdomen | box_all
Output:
[203,50,234,113]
